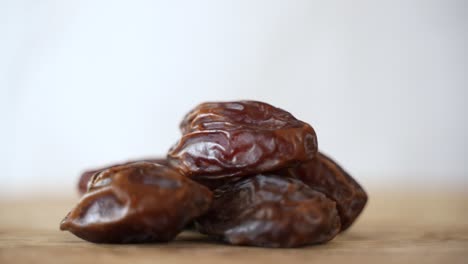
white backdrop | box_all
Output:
[1,0,467,196]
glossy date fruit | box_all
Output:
[281,152,367,231]
[168,101,318,184]
[77,158,167,195]
[61,161,212,243]
[195,174,341,248]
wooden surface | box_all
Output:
[1,190,467,264]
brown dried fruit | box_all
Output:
[195,174,341,248]
[282,152,367,231]
[77,158,167,195]
[61,161,212,243]
[168,101,318,186]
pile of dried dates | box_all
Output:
[60,100,367,248]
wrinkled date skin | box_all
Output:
[168,101,318,185]
[195,174,341,248]
[61,162,212,243]
[77,158,167,195]
[282,152,367,231]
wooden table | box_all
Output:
[1,190,467,264]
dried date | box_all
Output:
[77,158,167,195]
[282,152,367,231]
[195,174,341,248]
[61,161,212,243]
[168,101,318,185]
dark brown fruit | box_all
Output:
[77,158,167,195]
[282,152,367,231]
[61,161,212,243]
[168,101,318,186]
[195,174,341,248]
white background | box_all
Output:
[1,0,467,197]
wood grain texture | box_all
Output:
[1,191,467,264]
